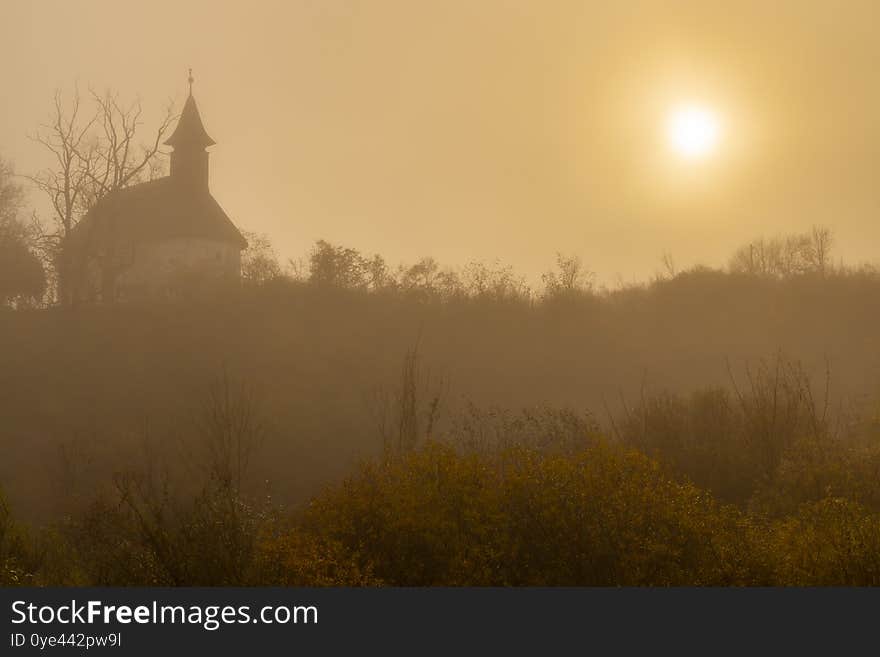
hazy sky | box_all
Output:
[3,1,880,282]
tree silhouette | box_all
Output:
[27,87,174,304]
[0,158,44,306]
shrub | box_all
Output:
[306,441,763,585]
[253,526,380,586]
[770,498,880,585]
[0,489,45,586]
[618,355,835,505]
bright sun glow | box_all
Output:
[667,104,721,160]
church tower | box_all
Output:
[164,70,215,191]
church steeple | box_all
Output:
[164,71,215,190]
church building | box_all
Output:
[67,77,247,302]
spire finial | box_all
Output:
[187,68,194,96]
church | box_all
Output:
[67,78,247,303]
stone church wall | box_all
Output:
[115,237,241,299]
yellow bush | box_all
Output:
[253,527,381,586]
[770,498,880,585]
[306,441,764,585]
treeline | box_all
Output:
[4,352,880,586]
[238,225,844,304]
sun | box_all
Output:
[667,104,721,160]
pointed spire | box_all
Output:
[164,73,215,149]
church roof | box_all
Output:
[70,177,247,253]
[164,94,216,149]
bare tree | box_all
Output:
[27,86,174,303]
[729,227,834,279]
[370,340,445,458]
[461,260,530,302]
[542,252,594,299]
[806,225,834,276]
[195,372,267,497]
[660,251,677,279]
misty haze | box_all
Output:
[4,1,880,587]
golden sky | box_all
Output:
[3,0,880,281]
